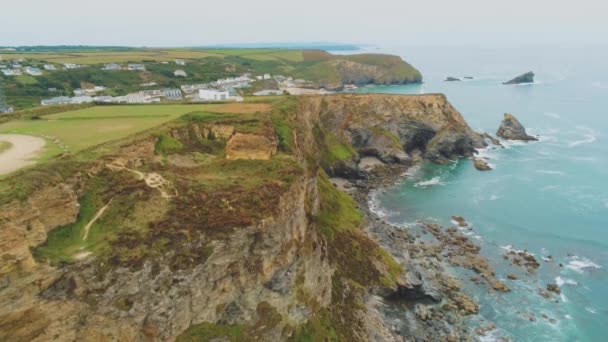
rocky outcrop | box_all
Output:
[503,71,534,85]
[497,113,538,141]
[226,133,278,160]
[473,158,492,171]
[444,77,461,82]
[300,94,486,170]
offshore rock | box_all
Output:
[497,113,538,141]
[473,158,492,171]
[503,71,534,85]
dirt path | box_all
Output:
[82,200,112,241]
[0,134,46,175]
[106,163,178,199]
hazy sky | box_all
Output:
[1,0,606,46]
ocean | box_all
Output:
[353,45,608,341]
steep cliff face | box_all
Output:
[299,94,486,176]
[0,94,485,341]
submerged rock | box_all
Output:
[444,77,461,82]
[503,71,534,85]
[473,158,492,171]
[496,113,538,141]
[546,284,561,294]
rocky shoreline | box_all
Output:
[337,161,510,341]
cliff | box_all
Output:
[0,94,484,341]
[294,53,422,90]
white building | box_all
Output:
[25,67,42,76]
[255,75,263,80]
[73,89,87,96]
[103,63,122,71]
[162,89,182,99]
[41,96,73,106]
[174,70,187,77]
[1,69,21,76]
[71,96,94,104]
[199,89,229,101]
[128,64,145,71]
[44,64,56,71]
[175,59,186,65]
[64,63,81,69]
[263,74,271,80]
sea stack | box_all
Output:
[503,71,534,85]
[444,76,461,82]
[496,113,538,141]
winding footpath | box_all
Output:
[0,134,46,175]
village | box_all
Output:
[0,56,338,110]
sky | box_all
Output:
[1,0,607,47]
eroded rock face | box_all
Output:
[503,71,534,85]
[299,94,486,169]
[497,113,538,141]
[226,133,278,160]
[0,173,332,341]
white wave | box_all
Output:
[568,126,599,147]
[560,293,568,303]
[565,314,573,320]
[500,139,527,149]
[535,170,566,176]
[555,276,578,287]
[404,164,421,178]
[367,191,398,219]
[414,176,443,188]
[566,256,602,273]
[474,235,482,240]
[543,112,561,119]
[541,185,559,192]
[585,307,598,314]
[499,244,530,254]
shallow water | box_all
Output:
[356,45,608,341]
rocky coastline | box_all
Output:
[329,158,508,341]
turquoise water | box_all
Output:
[358,45,608,341]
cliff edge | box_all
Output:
[0,94,485,341]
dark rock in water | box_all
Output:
[464,76,474,80]
[546,284,561,294]
[444,77,461,82]
[503,71,534,85]
[473,158,492,171]
[497,113,538,141]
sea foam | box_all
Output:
[568,126,598,147]
[414,176,443,188]
[565,256,602,273]
[555,276,578,287]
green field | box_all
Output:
[0,48,303,64]
[0,104,223,158]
